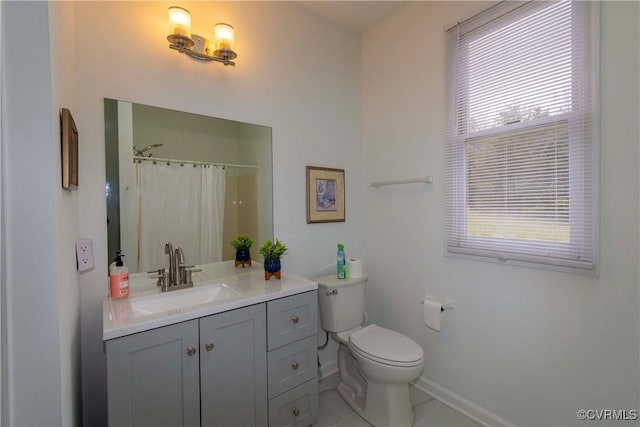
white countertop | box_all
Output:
[103,261,317,340]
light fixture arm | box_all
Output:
[168,44,236,66]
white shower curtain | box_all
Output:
[199,165,226,266]
[137,162,226,272]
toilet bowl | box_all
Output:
[349,324,425,382]
[335,324,424,427]
[317,274,424,427]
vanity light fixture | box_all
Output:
[167,6,237,66]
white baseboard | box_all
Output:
[414,376,516,427]
[318,369,339,393]
[318,360,338,381]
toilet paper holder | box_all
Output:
[421,296,454,312]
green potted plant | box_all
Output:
[259,238,288,279]
[230,234,254,267]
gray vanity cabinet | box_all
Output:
[200,303,267,427]
[106,290,318,427]
[106,319,201,427]
[106,304,267,427]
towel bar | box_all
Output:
[370,176,433,188]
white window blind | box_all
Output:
[445,0,598,272]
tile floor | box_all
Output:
[314,387,482,427]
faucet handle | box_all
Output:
[147,268,163,277]
[149,268,167,287]
[157,270,170,288]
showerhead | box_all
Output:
[133,143,164,157]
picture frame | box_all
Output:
[306,166,345,223]
[60,108,78,190]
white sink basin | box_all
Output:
[130,283,241,318]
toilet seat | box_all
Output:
[335,326,364,345]
[348,324,424,367]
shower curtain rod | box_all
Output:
[133,156,258,169]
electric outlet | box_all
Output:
[76,239,95,272]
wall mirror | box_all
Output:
[104,99,273,273]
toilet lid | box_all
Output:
[349,324,424,365]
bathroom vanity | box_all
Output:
[103,262,318,427]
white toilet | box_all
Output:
[317,275,425,427]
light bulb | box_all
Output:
[214,23,235,52]
[168,6,191,40]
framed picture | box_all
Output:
[60,108,78,190]
[306,166,345,223]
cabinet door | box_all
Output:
[106,320,200,427]
[200,303,268,427]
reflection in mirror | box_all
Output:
[105,99,273,273]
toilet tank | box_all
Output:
[316,274,367,332]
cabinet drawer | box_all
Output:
[268,335,317,399]
[268,379,318,427]
[267,291,318,350]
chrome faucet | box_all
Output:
[165,242,177,286]
[175,247,185,284]
[158,243,195,292]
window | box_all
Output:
[445,0,598,272]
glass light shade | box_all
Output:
[168,6,191,39]
[214,23,235,52]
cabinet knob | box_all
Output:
[205,342,214,351]
[291,361,299,370]
[291,315,300,324]
[292,407,301,417]
[187,346,197,356]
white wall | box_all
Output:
[70,2,363,424]
[362,2,639,426]
[1,1,81,425]
[49,3,82,425]
[0,3,4,424]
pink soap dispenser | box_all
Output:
[109,250,129,299]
